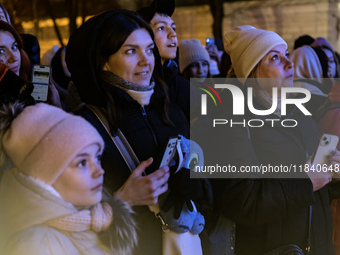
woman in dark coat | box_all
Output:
[65,10,204,255]
[213,25,340,255]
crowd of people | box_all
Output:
[1,0,340,254]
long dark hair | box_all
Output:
[0,21,30,81]
[0,3,11,24]
[92,10,172,132]
[313,46,340,78]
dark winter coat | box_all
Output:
[163,59,191,122]
[74,82,189,255]
[214,98,339,255]
[64,11,194,254]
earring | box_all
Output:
[103,63,110,72]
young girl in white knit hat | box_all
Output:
[212,25,340,255]
[0,102,137,255]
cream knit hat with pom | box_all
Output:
[223,25,287,83]
[179,39,210,73]
[3,103,104,185]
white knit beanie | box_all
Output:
[223,25,287,83]
[3,103,104,185]
[289,45,323,82]
[179,39,210,73]
[289,45,325,96]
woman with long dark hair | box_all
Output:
[66,10,203,254]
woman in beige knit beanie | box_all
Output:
[179,39,211,83]
[0,102,137,255]
[215,25,340,255]
[224,25,294,110]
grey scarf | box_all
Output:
[102,71,155,106]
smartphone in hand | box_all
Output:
[31,65,51,101]
[158,136,178,169]
[153,136,179,172]
[312,134,339,165]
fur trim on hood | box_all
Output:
[102,196,138,255]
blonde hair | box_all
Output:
[228,61,281,115]
[246,63,274,110]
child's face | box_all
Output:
[52,144,104,208]
[150,13,177,64]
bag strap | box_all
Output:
[85,104,170,231]
[85,104,140,171]
[306,205,312,255]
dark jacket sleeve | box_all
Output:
[216,177,314,226]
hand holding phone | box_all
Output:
[31,65,51,101]
[157,136,179,169]
[206,37,215,47]
[312,134,339,165]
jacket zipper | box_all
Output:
[141,106,158,147]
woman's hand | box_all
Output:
[114,157,170,206]
[305,155,334,191]
[328,149,340,179]
[206,44,221,63]
[46,81,62,108]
